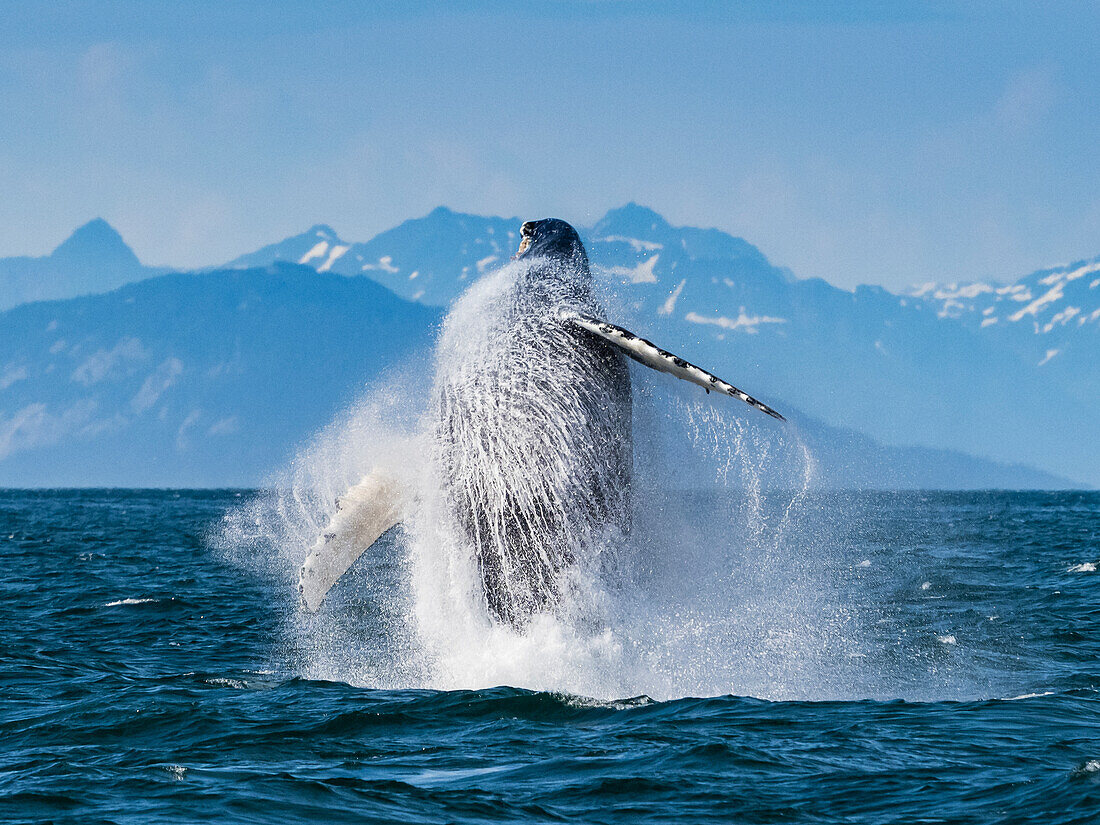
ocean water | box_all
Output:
[3,488,1099,824]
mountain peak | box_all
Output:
[306,224,341,241]
[593,203,671,238]
[51,219,142,269]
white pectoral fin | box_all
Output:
[566,312,786,421]
[298,471,407,612]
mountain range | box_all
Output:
[0,206,1095,488]
[0,265,436,487]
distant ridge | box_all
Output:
[0,218,157,311]
[224,224,348,272]
[50,219,142,269]
[0,262,1077,488]
[0,206,1096,487]
[0,264,438,487]
[217,205,1099,486]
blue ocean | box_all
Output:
[3,488,1099,824]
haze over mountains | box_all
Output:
[0,206,1095,488]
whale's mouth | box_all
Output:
[515,221,536,258]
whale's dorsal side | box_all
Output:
[563,311,785,420]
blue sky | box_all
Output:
[1,1,1098,289]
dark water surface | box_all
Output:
[2,490,1098,824]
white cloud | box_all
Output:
[207,416,239,436]
[0,365,27,391]
[0,400,98,460]
[131,357,184,414]
[176,408,202,450]
[71,338,147,386]
[995,66,1056,133]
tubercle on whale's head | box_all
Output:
[514,218,589,269]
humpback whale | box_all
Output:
[299,218,783,626]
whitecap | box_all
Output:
[1004,691,1055,701]
[104,597,158,606]
[204,677,248,689]
[1071,759,1100,778]
[558,692,655,711]
[937,635,957,645]
[1068,562,1097,573]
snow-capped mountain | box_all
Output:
[590,209,1097,487]
[224,224,352,273]
[0,263,1068,488]
[908,259,1100,407]
[222,209,524,306]
[909,258,1100,340]
[906,258,1095,440]
[0,207,1095,487]
[233,204,1097,486]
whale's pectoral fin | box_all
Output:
[565,311,785,420]
[298,471,407,611]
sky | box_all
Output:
[1,0,1098,290]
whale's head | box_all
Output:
[515,218,588,270]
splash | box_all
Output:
[432,259,631,626]
[217,259,839,701]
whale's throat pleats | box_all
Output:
[434,278,632,626]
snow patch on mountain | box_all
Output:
[659,279,687,316]
[362,255,399,274]
[131,357,183,414]
[298,241,329,265]
[318,244,349,272]
[596,235,663,253]
[684,309,787,334]
[908,256,1100,338]
[208,416,239,436]
[1009,282,1065,323]
[600,254,660,284]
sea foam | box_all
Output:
[216,259,851,701]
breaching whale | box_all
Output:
[298,218,783,626]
